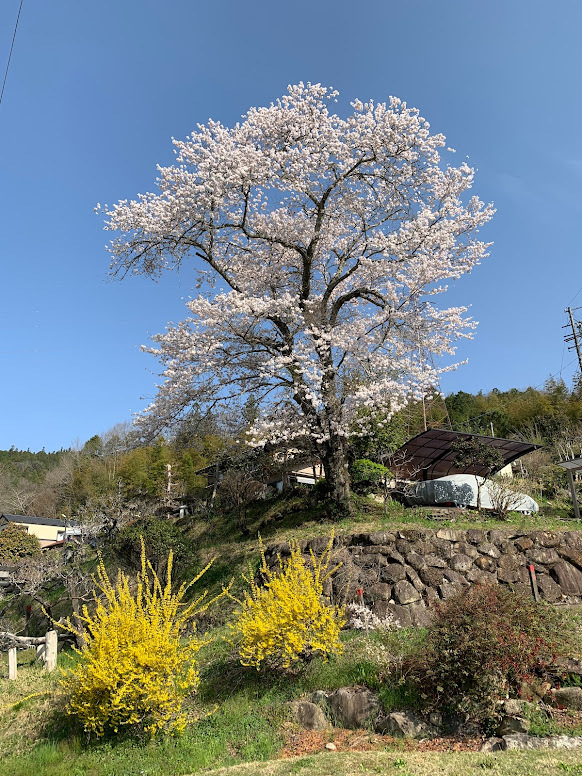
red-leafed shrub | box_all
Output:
[410,584,569,728]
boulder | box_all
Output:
[557,547,582,570]
[286,701,331,730]
[436,528,466,542]
[553,687,582,711]
[475,555,496,572]
[424,554,447,568]
[368,531,397,545]
[479,737,504,752]
[407,602,433,628]
[536,573,562,602]
[419,566,444,587]
[497,566,522,584]
[393,580,421,605]
[503,734,582,750]
[552,561,582,595]
[376,710,433,738]
[365,583,392,602]
[450,554,473,572]
[497,716,530,736]
[466,529,486,544]
[503,699,525,716]
[327,687,380,729]
[380,563,407,583]
[477,542,501,559]
[531,531,561,548]
[515,536,534,552]
[405,567,425,592]
[405,551,426,572]
[527,548,560,566]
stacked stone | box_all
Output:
[264,528,582,628]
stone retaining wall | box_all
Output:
[264,528,582,627]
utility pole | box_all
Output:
[564,307,582,373]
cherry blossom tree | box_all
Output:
[103,83,493,512]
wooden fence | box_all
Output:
[1,630,66,679]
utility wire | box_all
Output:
[0,0,24,109]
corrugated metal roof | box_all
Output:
[387,429,540,481]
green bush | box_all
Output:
[0,523,42,563]
[409,583,568,730]
[113,518,191,574]
[350,459,388,494]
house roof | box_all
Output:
[0,514,67,528]
[387,428,540,481]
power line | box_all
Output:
[0,0,24,110]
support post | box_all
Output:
[8,647,17,680]
[44,630,58,672]
[567,470,581,522]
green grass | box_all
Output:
[198,750,582,776]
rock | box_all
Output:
[436,528,465,542]
[466,529,486,544]
[365,583,392,602]
[497,716,530,736]
[286,701,331,730]
[450,554,473,572]
[393,580,421,605]
[498,553,522,570]
[557,547,582,570]
[424,554,447,568]
[515,537,534,552]
[374,601,412,627]
[407,602,433,627]
[520,680,551,703]
[503,734,582,750]
[553,687,582,710]
[475,555,496,572]
[307,537,332,554]
[405,551,426,572]
[477,542,501,559]
[536,573,563,602]
[327,687,380,729]
[405,567,425,593]
[488,529,511,545]
[419,566,444,587]
[527,548,560,566]
[563,532,582,549]
[552,561,582,595]
[368,531,397,545]
[531,531,561,548]
[454,542,480,559]
[325,742,336,750]
[376,710,433,738]
[497,566,522,584]
[311,690,329,705]
[424,587,440,607]
[479,737,504,752]
[411,540,435,556]
[443,569,468,585]
[466,568,497,584]
[380,563,407,583]
[432,538,453,561]
[503,699,525,716]
[428,712,442,727]
[438,582,463,600]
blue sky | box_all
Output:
[1,0,581,452]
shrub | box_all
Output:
[350,459,388,494]
[410,583,567,729]
[0,523,41,563]
[61,544,218,737]
[113,517,191,574]
[228,537,344,670]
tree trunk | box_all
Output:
[318,436,352,515]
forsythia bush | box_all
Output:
[228,537,344,670]
[61,544,216,737]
